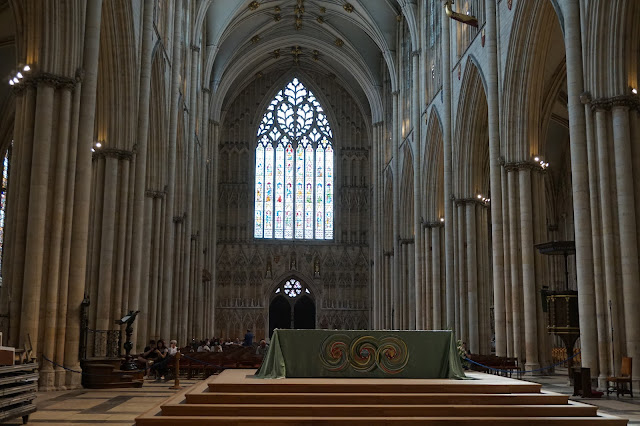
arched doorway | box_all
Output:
[268,278,315,337]
[269,296,291,337]
[294,296,316,329]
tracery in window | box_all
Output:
[254,78,334,240]
[275,279,310,298]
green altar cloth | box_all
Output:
[255,329,466,379]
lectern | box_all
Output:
[115,310,140,371]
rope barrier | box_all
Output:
[41,354,148,376]
[464,351,581,375]
[180,353,225,370]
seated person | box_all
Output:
[197,340,211,352]
[168,339,178,356]
[138,340,159,370]
[149,339,169,379]
[224,338,234,346]
[256,339,269,356]
[234,337,242,346]
[211,340,223,353]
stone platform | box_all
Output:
[135,369,628,425]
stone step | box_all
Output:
[137,414,627,426]
[160,402,598,418]
[208,380,542,394]
[187,391,569,405]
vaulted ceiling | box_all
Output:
[204,0,411,122]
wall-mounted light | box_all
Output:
[8,65,31,86]
[95,142,102,148]
[632,87,638,95]
[439,217,445,223]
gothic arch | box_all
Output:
[454,59,489,198]
[249,71,341,148]
[423,109,444,221]
[502,0,562,160]
[94,0,137,150]
[400,144,414,237]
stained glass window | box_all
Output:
[0,146,9,286]
[255,78,334,240]
[275,278,310,298]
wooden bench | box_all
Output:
[468,354,522,378]
[166,346,264,379]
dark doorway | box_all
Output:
[269,295,291,337]
[294,295,316,329]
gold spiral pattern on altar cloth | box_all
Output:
[319,335,409,374]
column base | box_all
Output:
[38,368,57,391]
[65,368,83,389]
[524,362,541,376]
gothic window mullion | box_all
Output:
[255,77,333,241]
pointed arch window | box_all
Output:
[254,78,334,240]
[0,146,10,286]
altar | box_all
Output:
[255,329,466,379]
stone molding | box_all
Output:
[590,94,640,112]
[13,72,77,92]
[423,221,445,228]
[173,215,185,224]
[399,237,414,245]
[503,161,544,172]
[92,147,134,161]
[383,250,394,257]
[453,197,489,207]
[145,190,166,199]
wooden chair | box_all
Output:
[607,357,633,397]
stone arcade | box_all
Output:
[0,0,638,422]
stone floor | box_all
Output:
[526,369,640,425]
[3,372,638,425]
[4,377,199,425]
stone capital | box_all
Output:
[590,95,639,112]
[92,147,134,161]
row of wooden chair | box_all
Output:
[467,354,522,378]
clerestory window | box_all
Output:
[254,78,334,240]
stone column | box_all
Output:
[423,226,432,330]
[392,91,400,328]
[485,0,506,357]
[65,0,104,388]
[412,50,423,330]
[56,78,82,388]
[466,202,479,353]
[112,160,130,323]
[585,103,608,385]
[161,1,184,339]
[501,166,513,357]
[432,226,442,329]
[519,167,540,372]
[457,203,467,343]
[564,0,598,376]
[611,105,640,382]
[96,155,118,331]
[211,121,220,335]
[9,87,36,347]
[40,85,73,390]
[441,1,455,329]
[19,83,55,353]
[508,168,522,361]
[128,0,155,348]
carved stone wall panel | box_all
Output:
[215,70,372,340]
